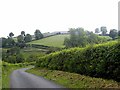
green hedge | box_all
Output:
[36,41,120,81]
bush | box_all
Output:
[36,41,120,81]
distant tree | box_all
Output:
[9,32,14,38]
[6,37,15,47]
[95,28,100,33]
[16,54,24,63]
[87,32,99,44]
[117,30,120,42]
[17,35,26,48]
[34,29,43,40]
[64,37,71,47]
[17,35,24,43]
[24,34,32,42]
[109,29,118,39]
[100,26,107,36]
[21,31,25,36]
[64,28,87,47]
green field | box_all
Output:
[98,36,112,40]
[28,34,70,48]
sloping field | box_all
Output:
[28,34,70,48]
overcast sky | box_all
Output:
[0,0,119,37]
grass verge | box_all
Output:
[26,68,120,88]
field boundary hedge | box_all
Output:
[36,41,120,81]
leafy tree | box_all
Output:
[17,35,24,43]
[24,34,32,42]
[21,31,25,36]
[6,37,15,47]
[64,37,70,47]
[87,32,99,44]
[17,35,26,48]
[95,28,100,33]
[64,27,109,48]
[9,32,14,38]
[64,28,87,47]
[16,54,24,63]
[34,29,43,40]
[100,26,107,36]
[109,29,118,39]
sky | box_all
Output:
[0,0,119,37]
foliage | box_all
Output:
[36,41,120,81]
[64,28,109,48]
[9,32,14,38]
[34,29,43,40]
[17,35,24,43]
[100,26,107,36]
[95,28,100,33]
[21,31,25,36]
[27,68,120,88]
[109,29,118,39]
[2,37,15,48]
[24,34,32,42]
[2,47,25,63]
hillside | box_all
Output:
[28,34,70,48]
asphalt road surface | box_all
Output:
[10,68,65,89]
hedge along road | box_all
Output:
[10,68,65,89]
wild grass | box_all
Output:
[26,68,120,88]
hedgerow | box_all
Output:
[36,41,120,81]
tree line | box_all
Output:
[64,27,120,48]
[2,29,43,48]
[95,26,118,39]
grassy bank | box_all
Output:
[26,68,120,88]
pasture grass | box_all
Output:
[28,34,70,48]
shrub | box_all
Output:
[36,41,120,81]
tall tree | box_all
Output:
[109,29,118,39]
[9,32,14,38]
[6,37,15,47]
[95,28,100,33]
[100,26,107,36]
[21,31,25,36]
[34,29,43,40]
[24,34,32,42]
[17,35,24,43]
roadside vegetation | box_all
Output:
[35,41,120,82]
[1,27,120,88]
[27,68,120,88]
[2,62,28,88]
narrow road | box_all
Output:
[10,68,65,89]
